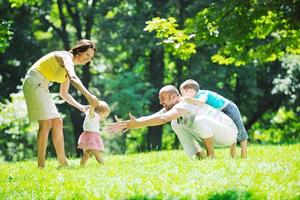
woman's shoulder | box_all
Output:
[54,50,72,58]
[53,51,73,65]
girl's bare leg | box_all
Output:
[37,120,52,168]
[51,117,68,167]
[80,150,90,166]
[91,151,104,165]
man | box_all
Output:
[106,85,238,158]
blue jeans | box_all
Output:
[222,101,248,142]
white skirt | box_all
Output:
[22,70,60,121]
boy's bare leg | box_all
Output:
[80,150,90,166]
[240,140,247,158]
[230,143,237,158]
[202,137,215,158]
[196,151,206,159]
[92,151,104,165]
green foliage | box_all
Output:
[145,2,300,66]
[104,71,155,118]
[251,107,300,143]
[0,91,69,161]
[0,92,37,161]
[8,0,40,8]
[272,54,300,102]
[0,21,13,54]
[144,17,196,60]
[185,1,300,66]
[0,145,300,199]
[103,71,156,153]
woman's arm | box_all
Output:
[60,79,89,112]
[59,52,99,107]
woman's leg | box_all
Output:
[51,117,68,166]
[37,120,52,168]
[80,150,90,166]
[91,151,104,165]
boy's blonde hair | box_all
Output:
[180,79,199,92]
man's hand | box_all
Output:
[104,115,128,134]
[123,113,138,132]
[104,113,138,134]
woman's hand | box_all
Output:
[79,105,90,113]
[87,94,99,108]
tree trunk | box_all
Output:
[64,0,97,157]
[245,62,285,130]
[146,46,164,151]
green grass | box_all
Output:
[0,145,300,200]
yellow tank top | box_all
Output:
[31,52,67,83]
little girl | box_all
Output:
[77,100,110,166]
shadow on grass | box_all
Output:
[126,190,257,200]
[207,190,255,200]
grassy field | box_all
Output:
[0,144,300,200]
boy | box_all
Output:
[180,79,248,158]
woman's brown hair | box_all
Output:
[70,39,96,56]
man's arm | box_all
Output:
[127,107,183,129]
[139,108,166,120]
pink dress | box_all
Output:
[77,110,104,151]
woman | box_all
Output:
[22,39,99,168]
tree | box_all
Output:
[144,0,300,134]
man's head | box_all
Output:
[94,100,110,120]
[159,85,180,111]
[179,79,199,98]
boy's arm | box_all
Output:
[183,96,206,105]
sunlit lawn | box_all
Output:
[0,144,300,200]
